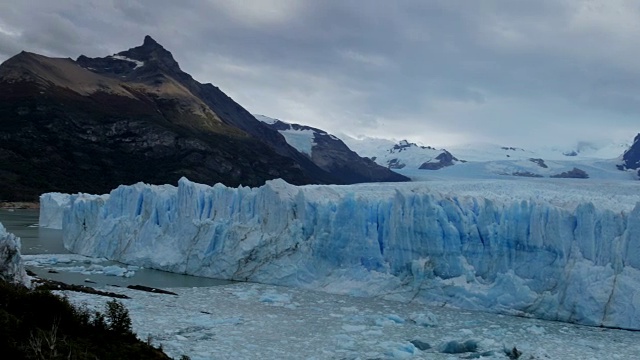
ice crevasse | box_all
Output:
[58,178,640,329]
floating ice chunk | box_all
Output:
[409,312,438,327]
[439,339,479,354]
[385,314,405,324]
[382,341,417,358]
[527,325,546,335]
[374,314,403,327]
[103,265,128,277]
[232,289,258,301]
[341,324,367,332]
[22,254,107,266]
[409,339,431,351]
[334,334,356,350]
[259,291,292,304]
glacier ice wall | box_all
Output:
[0,222,30,286]
[60,178,640,329]
[39,193,71,229]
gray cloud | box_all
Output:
[0,0,638,147]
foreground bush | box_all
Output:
[0,279,169,359]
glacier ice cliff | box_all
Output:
[58,178,640,329]
[39,192,71,229]
[0,222,30,286]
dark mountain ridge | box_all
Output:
[619,133,640,176]
[0,36,405,201]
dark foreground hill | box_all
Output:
[0,279,171,360]
[0,36,407,201]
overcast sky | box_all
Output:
[1,0,639,147]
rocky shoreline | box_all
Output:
[0,202,39,209]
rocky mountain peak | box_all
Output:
[620,133,640,171]
[123,36,180,71]
[143,35,160,47]
[76,36,182,79]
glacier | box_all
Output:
[0,222,30,286]
[39,192,72,229]
[57,177,640,330]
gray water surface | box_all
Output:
[0,209,233,288]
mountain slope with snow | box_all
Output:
[0,36,333,200]
[340,137,459,170]
[254,115,408,184]
[340,134,635,180]
[57,177,640,330]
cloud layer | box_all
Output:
[1,0,638,147]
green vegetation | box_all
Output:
[0,279,170,360]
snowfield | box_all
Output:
[51,176,640,330]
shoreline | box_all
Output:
[0,202,39,209]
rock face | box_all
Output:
[550,168,589,179]
[620,134,640,174]
[0,222,29,286]
[0,36,383,201]
[529,158,548,168]
[512,171,543,178]
[255,115,408,183]
[418,151,458,170]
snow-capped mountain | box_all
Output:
[0,36,414,201]
[254,115,408,184]
[339,137,460,170]
[339,134,636,180]
[0,36,324,200]
[448,141,631,162]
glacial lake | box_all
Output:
[0,209,233,288]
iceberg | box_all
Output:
[0,222,30,286]
[57,178,640,329]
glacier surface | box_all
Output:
[58,178,640,329]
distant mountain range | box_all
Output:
[250,115,639,181]
[251,114,640,181]
[339,138,461,170]
[254,115,406,183]
[340,134,638,181]
[0,36,407,201]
